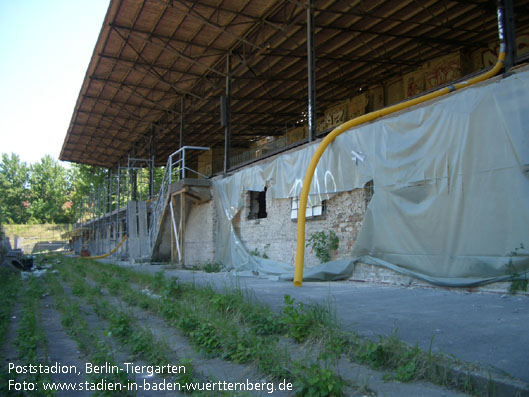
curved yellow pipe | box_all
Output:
[84,234,128,260]
[293,46,506,287]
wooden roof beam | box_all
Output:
[112,24,226,78]
[166,0,264,51]
[111,26,205,100]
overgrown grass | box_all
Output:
[184,260,224,273]
[0,267,20,396]
[50,261,197,389]
[3,277,55,396]
[50,255,483,395]
[3,224,71,240]
[0,267,20,347]
[54,256,346,395]
[44,272,134,396]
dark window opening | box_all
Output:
[248,188,267,219]
[365,180,374,207]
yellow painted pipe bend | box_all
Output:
[85,234,128,260]
[293,47,506,287]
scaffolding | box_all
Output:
[73,155,154,258]
[71,147,209,262]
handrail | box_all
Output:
[148,146,209,254]
[293,3,508,287]
[168,146,209,181]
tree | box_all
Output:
[27,155,72,223]
[0,153,30,224]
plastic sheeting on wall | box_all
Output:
[212,68,529,286]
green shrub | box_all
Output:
[281,295,316,343]
[108,312,132,340]
[306,230,339,263]
[293,362,344,396]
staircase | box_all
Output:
[148,146,210,262]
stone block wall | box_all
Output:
[236,187,372,268]
[184,200,217,266]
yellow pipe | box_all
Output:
[293,46,506,287]
[84,234,128,260]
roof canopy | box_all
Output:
[60,0,529,168]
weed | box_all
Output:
[129,330,151,355]
[293,361,344,396]
[507,243,528,294]
[71,279,86,296]
[108,312,132,340]
[250,244,270,259]
[106,278,122,295]
[189,322,221,353]
[243,304,284,336]
[122,290,139,306]
[222,329,259,363]
[92,299,111,320]
[355,340,391,368]
[176,358,195,384]
[202,260,224,273]
[254,341,291,380]
[211,293,240,314]
[318,330,348,362]
[129,329,168,366]
[152,271,166,291]
[281,295,315,342]
[394,359,417,382]
[88,343,131,395]
[281,295,335,343]
[306,230,339,263]
[162,277,182,298]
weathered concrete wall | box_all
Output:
[236,188,371,268]
[184,200,216,266]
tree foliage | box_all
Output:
[0,153,72,224]
[28,155,72,223]
[0,153,30,224]
[1,152,166,225]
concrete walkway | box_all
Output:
[116,263,529,392]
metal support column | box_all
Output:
[107,169,112,213]
[502,0,517,71]
[97,186,101,252]
[149,126,155,200]
[307,0,316,142]
[223,53,231,174]
[131,169,138,201]
[116,165,121,239]
[107,170,112,246]
[91,191,95,250]
[180,97,185,149]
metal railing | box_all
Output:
[148,146,209,253]
[231,136,290,168]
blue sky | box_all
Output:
[0,0,109,165]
